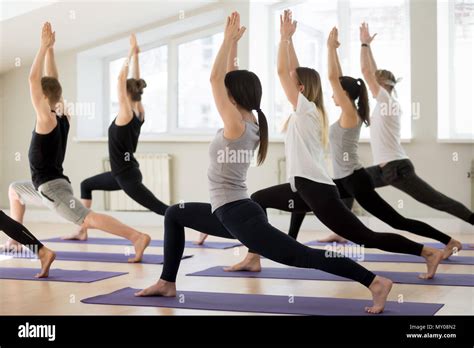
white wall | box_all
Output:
[0,0,473,223]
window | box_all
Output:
[108,45,168,134]
[437,0,474,141]
[270,0,411,139]
[177,32,224,131]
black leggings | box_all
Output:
[251,177,424,256]
[286,170,453,244]
[160,200,375,287]
[0,210,43,253]
[80,168,168,215]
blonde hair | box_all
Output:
[295,67,329,147]
[375,69,398,95]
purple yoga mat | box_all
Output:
[6,251,192,265]
[188,267,474,287]
[306,240,473,250]
[81,287,443,315]
[42,237,242,250]
[0,267,127,283]
[357,253,474,265]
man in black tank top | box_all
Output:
[20,22,152,262]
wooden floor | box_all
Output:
[1,222,473,315]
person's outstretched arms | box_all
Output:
[360,22,380,97]
[29,22,55,133]
[327,27,357,127]
[116,35,135,126]
[210,11,246,140]
[130,34,145,118]
[277,9,299,110]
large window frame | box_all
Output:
[267,0,412,141]
[103,26,223,139]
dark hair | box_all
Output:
[339,76,370,126]
[224,70,268,165]
[41,77,62,106]
[126,78,147,101]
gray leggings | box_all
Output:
[365,159,473,223]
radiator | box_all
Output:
[103,153,171,211]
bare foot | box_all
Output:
[366,275,393,314]
[419,247,443,279]
[134,279,176,297]
[317,233,348,244]
[129,233,151,263]
[194,233,208,245]
[35,247,56,278]
[4,238,23,252]
[442,238,462,259]
[62,227,88,241]
[224,253,261,272]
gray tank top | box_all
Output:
[329,120,363,179]
[208,121,260,212]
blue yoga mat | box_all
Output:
[188,266,474,287]
[0,267,127,283]
[81,287,444,315]
[306,240,473,250]
[42,237,242,250]
[6,251,192,265]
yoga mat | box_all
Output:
[6,251,192,265]
[42,237,241,250]
[188,266,474,287]
[357,253,474,265]
[0,267,127,283]
[306,240,474,250]
[81,287,443,316]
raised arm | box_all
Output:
[327,27,356,126]
[45,36,58,79]
[129,34,145,117]
[360,22,380,97]
[116,41,134,126]
[277,9,299,110]
[29,22,55,126]
[227,40,239,72]
[210,12,246,139]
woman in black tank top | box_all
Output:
[69,34,169,241]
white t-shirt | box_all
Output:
[369,88,408,165]
[285,93,335,192]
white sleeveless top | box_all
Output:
[285,93,335,192]
[369,88,408,165]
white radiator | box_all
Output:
[103,153,171,211]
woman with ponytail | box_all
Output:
[227,12,444,290]
[137,12,394,314]
[316,23,467,259]
[65,33,169,240]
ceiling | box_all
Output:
[0,0,219,74]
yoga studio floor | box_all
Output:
[1,222,473,315]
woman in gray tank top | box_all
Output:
[136,12,394,314]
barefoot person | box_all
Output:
[27,22,150,262]
[315,22,470,256]
[0,210,55,278]
[136,12,393,314]
[226,12,443,279]
[69,34,168,241]
[277,22,462,260]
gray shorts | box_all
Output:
[38,178,91,225]
[10,181,43,206]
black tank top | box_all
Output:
[28,114,70,189]
[108,112,144,176]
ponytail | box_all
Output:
[256,108,268,165]
[356,78,370,126]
